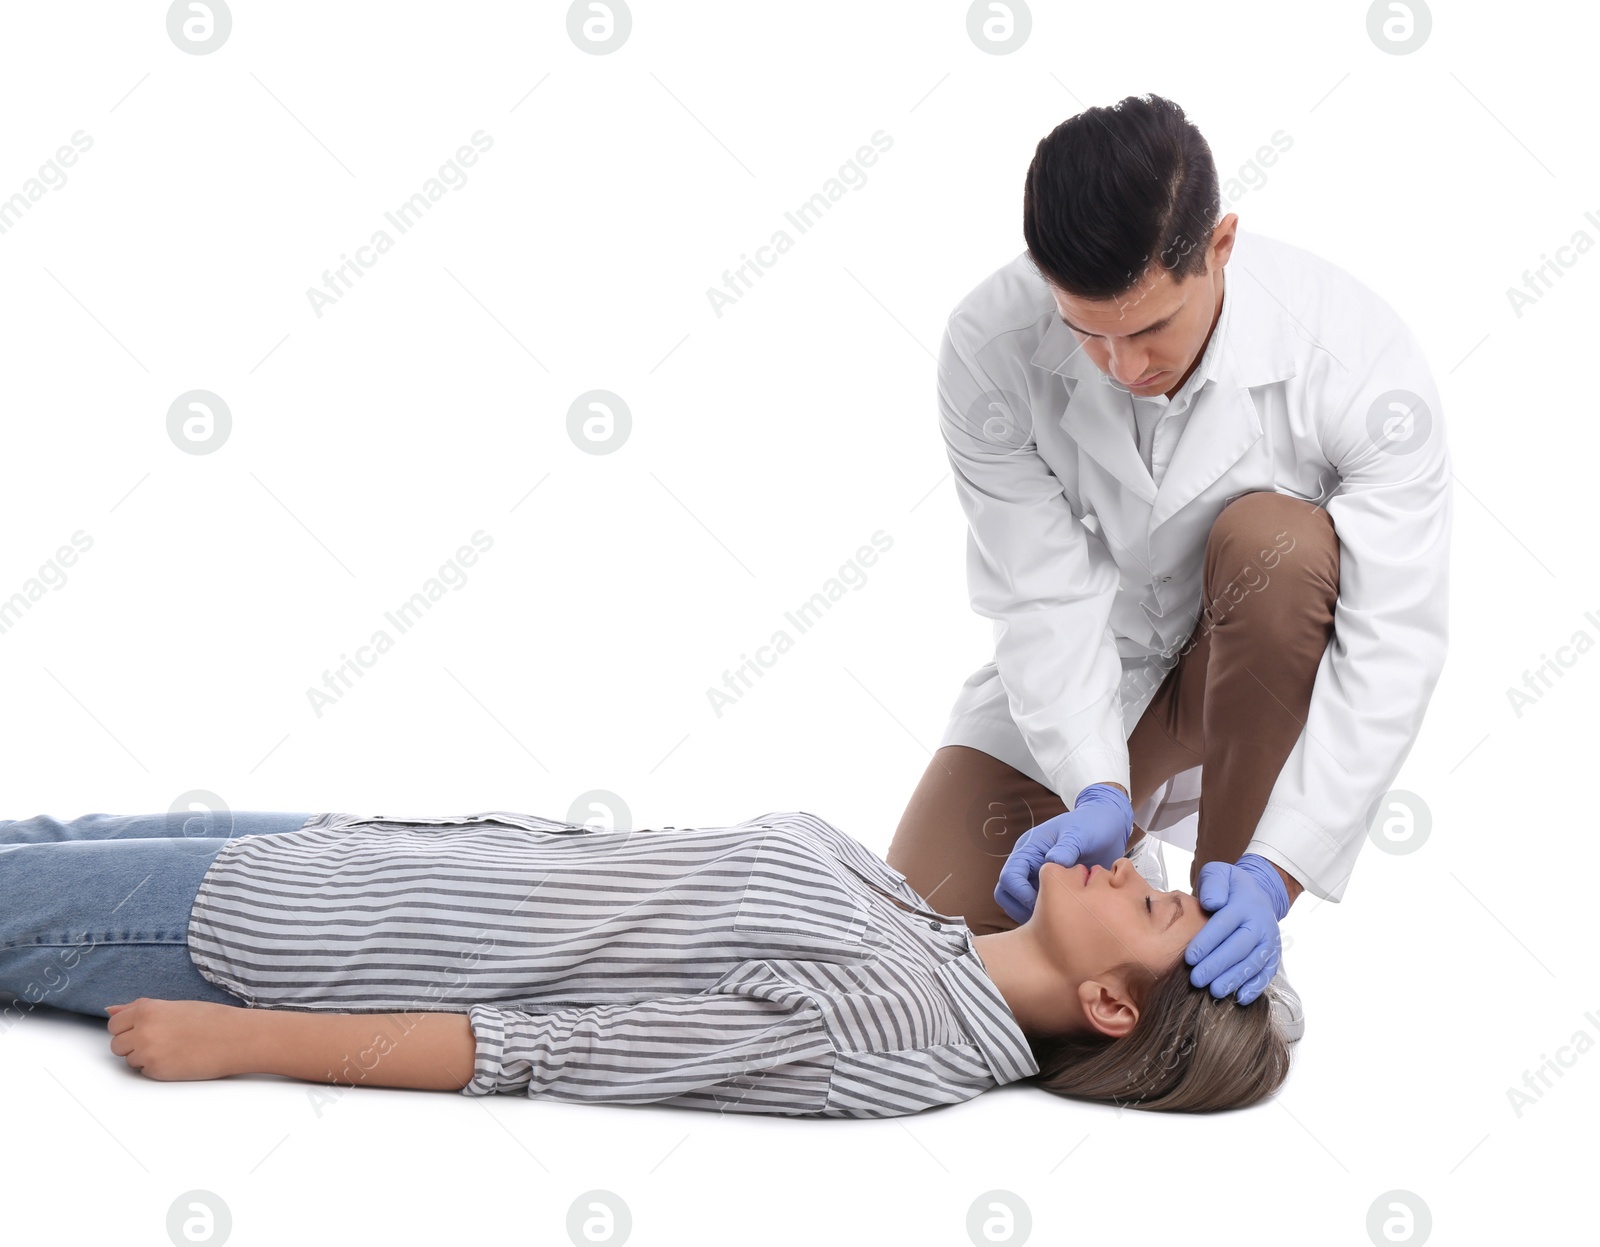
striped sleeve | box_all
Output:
[825,1046,1001,1118]
[461,964,838,1114]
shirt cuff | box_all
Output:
[460,1004,507,1096]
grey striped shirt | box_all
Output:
[185,809,1039,1117]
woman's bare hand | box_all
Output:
[105,998,246,1081]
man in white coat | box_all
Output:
[887,95,1452,1045]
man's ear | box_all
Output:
[1076,977,1139,1039]
[1208,212,1239,269]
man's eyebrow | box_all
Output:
[1060,310,1176,339]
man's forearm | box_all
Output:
[230,1009,477,1091]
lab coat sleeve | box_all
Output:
[460,966,837,1115]
[937,314,1130,801]
[1244,326,1452,902]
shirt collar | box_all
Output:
[833,853,1039,1083]
[938,933,1041,1085]
[1138,272,1234,407]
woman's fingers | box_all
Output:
[106,999,150,1070]
[100,999,235,1081]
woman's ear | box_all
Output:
[1076,977,1139,1039]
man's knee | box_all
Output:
[1209,490,1338,589]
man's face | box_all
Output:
[1050,214,1236,398]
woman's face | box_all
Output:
[1031,857,1208,985]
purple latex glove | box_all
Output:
[1185,853,1290,1004]
[993,783,1133,924]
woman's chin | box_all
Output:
[1031,860,1070,913]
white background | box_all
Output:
[0,2,1593,1244]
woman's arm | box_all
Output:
[108,979,840,1113]
[106,998,476,1090]
[240,1006,476,1090]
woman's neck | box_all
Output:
[972,927,1086,1040]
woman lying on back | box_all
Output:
[0,807,1290,1115]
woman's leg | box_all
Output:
[0,810,312,845]
[0,815,310,1021]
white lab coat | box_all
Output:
[935,228,1452,902]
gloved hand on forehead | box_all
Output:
[1184,853,1290,1005]
[993,782,1133,924]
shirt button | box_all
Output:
[929,920,942,931]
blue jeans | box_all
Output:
[0,811,312,1024]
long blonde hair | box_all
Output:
[1026,958,1292,1112]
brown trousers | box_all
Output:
[886,491,1339,935]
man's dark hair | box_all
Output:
[1022,94,1221,301]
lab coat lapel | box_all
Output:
[1032,317,1158,505]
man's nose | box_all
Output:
[1106,347,1149,384]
